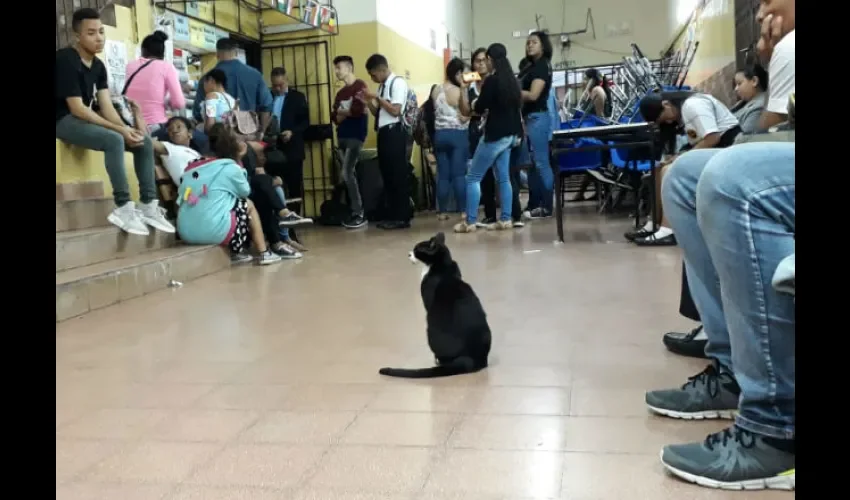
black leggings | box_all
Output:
[249,173,283,245]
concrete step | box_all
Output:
[56,226,177,273]
[56,244,230,322]
[56,198,115,233]
[56,181,105,202]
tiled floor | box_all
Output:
[56,209,793,499]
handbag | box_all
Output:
[222,97,261,141]
[112,59,155,127]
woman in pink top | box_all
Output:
[124,31,186,131]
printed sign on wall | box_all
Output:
[103,39,127,95]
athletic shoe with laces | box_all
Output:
[486,219,514,231]
[138,200,176,233]
[523,207,552,220]
[453,221,476,233]
[279,211,313,227]
[661,425,795,490]
[663,325,708,358]
[257,250,283,265]
[230,252,253,265]
[107,201,149,236]
[645,360,740,420]
[271,243,303,260]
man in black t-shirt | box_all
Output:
[56,8,173,237]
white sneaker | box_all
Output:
[107,202,150,236]
[139,200,176,233]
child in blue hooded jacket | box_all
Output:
[176,127,283,265]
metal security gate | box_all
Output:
[262,40,335,218]
[56,0,125,50]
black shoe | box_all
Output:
[342,214,368,229]
[625,226,655,242]
[476,217,497,228]
[634,232,677,247]
[663,326,708,359]
[378,220,411,230]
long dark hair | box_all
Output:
[585,68,612,106]
[445,57,466,87]
[527,31,553,61]
[485,43,521,111]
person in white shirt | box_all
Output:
[756,1,795,130]
[358,54,412,229]
[152,116,202,184]
[631,91,741,246]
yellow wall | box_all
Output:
[666,0,735,87]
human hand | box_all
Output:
[255,167,266,175]
[756,14,785,64]
[281,130,293,142]
[122,127,145,148]
[360,89,377,100]
[125,97,140,114]
[273,176,283,187]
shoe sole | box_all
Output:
[279,219,314,227]
[231,258,253,265]
[343,222,368,229]
[140,216,176,233]
[258,258,282,265]
[107,213,150,236]
[661,451,795,490]
[647,405,736,420]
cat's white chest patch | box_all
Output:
[420,265,430,281]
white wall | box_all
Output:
[374,0,473,56]
[330,0,378,25]
[472,0,676,68]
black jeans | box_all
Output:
[377,123,411,222]
[679,263,701,322]
[249,173,283,246]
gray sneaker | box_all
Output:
[257,250,283,265]
[230,252,254,265]
[645,361,740,420]
[661,426,795,490]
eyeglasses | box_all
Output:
[473,58,486,64]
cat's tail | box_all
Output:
[378,357,481,379]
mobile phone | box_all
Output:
[461,72,481,83]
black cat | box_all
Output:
[379,232,491,378]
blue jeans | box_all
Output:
[662,143,795,439]
[434,128,469,213]
[466,135,515,223]
[524,112,554,213]
[274,186,290,240]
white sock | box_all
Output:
[653,226,674,239]
[642,220,655,231]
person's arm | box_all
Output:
[165,66,186,110]
[192,82,206,122]
[151,139,168,156]
[681,99,720,149]
[349,82,367,118]
[692,132,721,149]
[759,33,794,130]
[257,84,274,134]
[458,84,472,117]
[203,92,220,132]
[228,164,252,198]
[521,78,546,103]
[127,98,148,133]
[372,79,403,117]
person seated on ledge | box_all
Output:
[207,124,311,261]
[176,126,287,266]
[648,140,795,491]
[627,91,741,247]
[731,64,769,135]
[55,8,174,237]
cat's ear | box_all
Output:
[434,232,446,246]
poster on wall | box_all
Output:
[103,39,127,95]
[173,15,190,44]
[302,1,320,26]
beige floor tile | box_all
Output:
[56,482,173,500]
[167,485,292,499]
[56,409,169,440]
[56,439,122,482]
[186,443,327,489]
[277,384,381,411]
[340,412,458,447]
[82,442,220,483]
[305,446,433,494]
[367,385,472,413]
[424,449,564,498]
[562,416,729,454]
[561,453,794,499]
[192,384,291,410]
[466,387,572,415]
[448,414,569,451]
[147,409,260,442]
[242,411,358,444]
[56,216,782,499]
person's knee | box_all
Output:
[101,129,125,151]
[661,150,716,210]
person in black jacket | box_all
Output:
[265,67,310,250]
